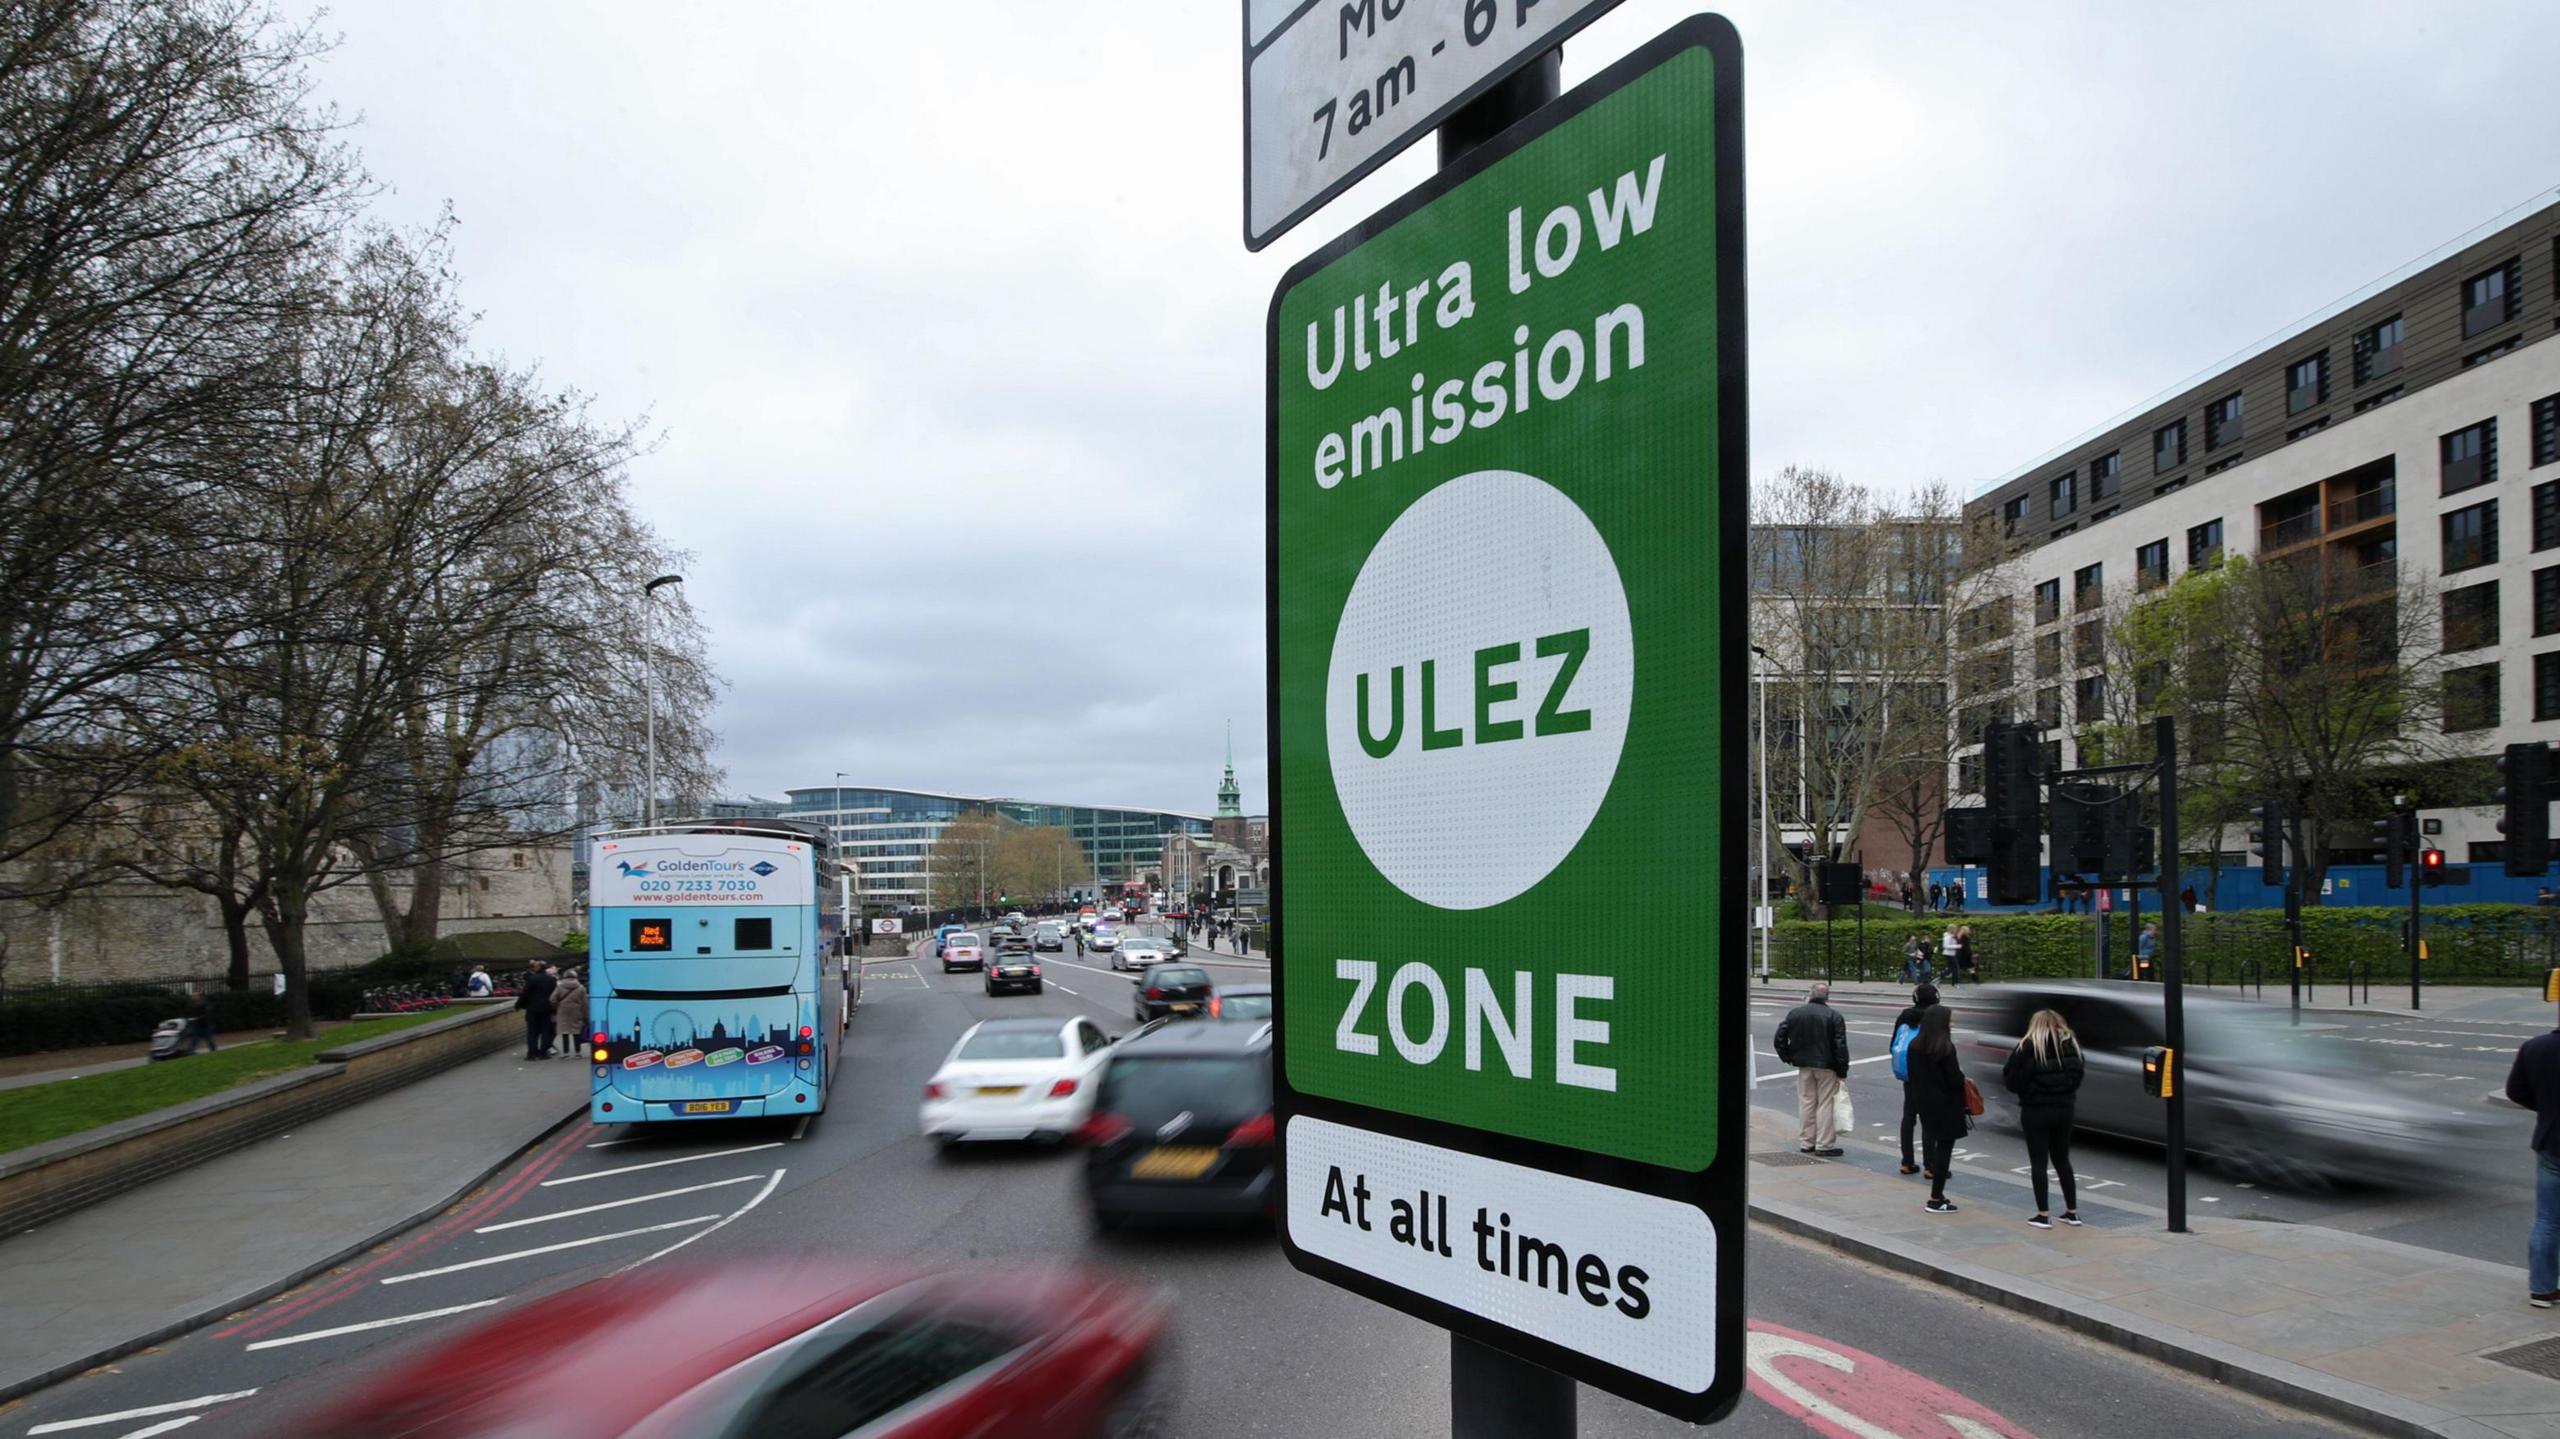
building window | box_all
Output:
[2035,686,2061,729]
[1957,752,1984,795]
[2536,479,2560,552]
[2052,522,2076,538]
[2090,505,2119,524]
[2034,631,2061,679]
[2074,618,2104,667]
[2073,562,2104,612]
[2286,352,2329,414]
[2536,566,2560,637]
[2443,581,2499,653]
[2034,578,2060,625]
[2039,738,2064,776]
[2002,494,2032,536]
[2089,451,2121,501]
[2049,471,2077,517]
[2534,394,2558,468]
[2354,386,2403,414]
[2442,420,2497,495]
[2187,518,2224,568]
[2465,337,2521,369]
[2135,539,2169,591]
[2463,258,2520,338]
[2205,391,2245,450]
[2443,500,2498,573]
[2442,663,2500,733]
[2287,417,2332,441]
[2153,419,2187,473]
[2541,653,2560,723]
[2353,315,2403,384]
[2075,674,2107,724]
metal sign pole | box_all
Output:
[2152,715,2188,1234]
[1436,47,1577,1439]
[2406,809,2423,1011]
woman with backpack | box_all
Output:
[2002,1008,2086,1229]
[1907,1005,1973,1214]
[1891,983,1940,1176]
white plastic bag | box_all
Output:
[1833,1088,1856,1134]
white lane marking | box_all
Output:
[477,1174,765,1232]
[110,1421,198,1439]
[244,1299,505,1352]
[1745,1333,1897,1439]
[28,1392,257,1435]
[381,1216,716,1285]
[617,1168,786,1274]
[541,1141,785,1186]
[1055,985,1079,996]
[585,1138,638,1149]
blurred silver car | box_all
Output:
[1955,981,2495,1189]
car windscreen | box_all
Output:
[1097,1055,1265,1124]
[1150,967,1209,989]
[1219,993,1273,1020]
[956,1028,1064,1061]
[951,933,982,947]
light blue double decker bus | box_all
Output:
[584,820,859,1123]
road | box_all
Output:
[3,928,2346,1439]
[1745,983,2538,1262]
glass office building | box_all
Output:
[780,785,1212,909]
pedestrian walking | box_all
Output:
[2504,1023,2560,1306]
[1907,1006,1973,1213]
[2003,1009,2086,1228]
[466,964,493,998]
[2135,921,2159,981]
[1892,982,1940,1175]
[1774,982,1850,1156]
[1939,925,1960,981]
[1954,924,1977,985]
[177,987,219,1055]
[516,961,558,1060]
[553,968,588,1056]
[1928,881,1945,912]
[1900,934,1931,984]
[1949,884,1966,912]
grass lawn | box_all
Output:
[0,1010,451,1155]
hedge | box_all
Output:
[1748,903,2559,989]
[0,976,368,1056]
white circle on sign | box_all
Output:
[1325,470,1634,911]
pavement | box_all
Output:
[0,1040,586,1402]
[0,932,2354,1439]
[1768,975,2553,1024]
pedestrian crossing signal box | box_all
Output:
[2544,969,2560,1004]
[2142,1046,2175,1098]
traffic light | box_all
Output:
[2257,800,2284,885]
[1984,721,2043,904]
[2499,742,2553,878]
[2373,810,2410,889]
[2420,847,2448,886]
[2049,781,2107,876]
[1944,807,1992,865]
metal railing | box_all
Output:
[2325,487,2395,529]
[2342,960,2371,1006]
[2259,511,2321,550]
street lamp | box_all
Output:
[642,574,683,826]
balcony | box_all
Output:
[2326,487,2395,530]
[2260,510,2321,551]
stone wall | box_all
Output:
[0,847,576,987]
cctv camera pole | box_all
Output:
[2153,715,2189,1234]
[1441,43,1576,1439]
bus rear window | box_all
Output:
[630,917,673,952]
[736,917,773,950]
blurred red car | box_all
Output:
[288,1262,1171,1439]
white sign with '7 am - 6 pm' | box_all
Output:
[1241,0,1625,251]
[1285,1115,1717,1391]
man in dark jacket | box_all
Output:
[1892,984,1940,1174]
[2504,1028,2560,1306]
[515,961,559,1061]
[1776,983,1851,1156]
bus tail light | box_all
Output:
[592,1032,607,1046]
[799,1026,814,1039]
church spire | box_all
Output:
[1217,721,1243,818]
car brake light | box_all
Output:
[1074,1112,1129,1145]
[1208,995,1222,1018]
[1225,1113,1276,1148]
[1029,965,1041,976]
[1145,987,1162,999]
[1047,1077,1078,1098]
[924,1081,947,1100]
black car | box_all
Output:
[984,943,1043,996]
[1033,922,1066,952]
[1209,983,1271,1022]
[1081,1018,1274,1230]
[1131,964,1213,1022]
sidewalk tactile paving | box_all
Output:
[2484,1336,2560,1380]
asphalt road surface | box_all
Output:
[1745,983,2539,1263]
[4,933,2348,1439]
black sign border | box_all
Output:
[1262,14,1748,1425]
[1239,0,1630,252]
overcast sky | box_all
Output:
[307,0,2559,816]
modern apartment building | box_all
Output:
[1960,188,2560,869]
[780,785,1212,908]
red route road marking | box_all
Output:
[217,1121,591,1340]
[1745,1318,2037,1439]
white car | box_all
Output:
[1101,906,1125,923]
[919,1016,1116,1146]
[1113,940,1166,972]
[1088,926,1122,954]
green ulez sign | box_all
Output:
[1275,41,1725,1174]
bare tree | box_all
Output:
[928,813,1013,913]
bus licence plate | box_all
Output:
[681,1100,734,1115]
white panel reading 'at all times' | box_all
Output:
[1285,1116,1716,1393]
[1243,0,1625,249]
